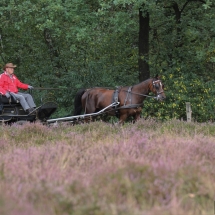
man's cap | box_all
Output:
[3,63,17,70]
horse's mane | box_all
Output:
[132,77,155,88]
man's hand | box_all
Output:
[28,85,34,89]
[5,92,10,98]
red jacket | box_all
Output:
[0,71,29,95]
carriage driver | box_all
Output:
[0,63,36,114]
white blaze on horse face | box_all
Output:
[158,82,166,100]
[153,80,165,100]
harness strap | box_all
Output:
[113,87,120,103]
[124,86,132,106]
[112,87,121,117]
[117,103,143,109]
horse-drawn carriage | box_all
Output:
[0,75,165,125]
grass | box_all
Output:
[0,119,215,215]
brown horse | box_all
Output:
[73,75,166,124]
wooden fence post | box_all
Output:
[186,102,192,122]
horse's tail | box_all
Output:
[73,88,86,115]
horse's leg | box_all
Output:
[118,108,142,124]
[84,106,96,123]
[118,113,128,125]
[133,113,141,123]
[83,100,98,123]
[133,108,142,123]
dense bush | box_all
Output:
[142,72,215,122]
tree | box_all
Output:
[138,7,150,81]
[1,0,215,120]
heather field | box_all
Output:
[0,119,215,215]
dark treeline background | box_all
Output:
[0,0,215,121]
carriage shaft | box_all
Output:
[47,102,120,123]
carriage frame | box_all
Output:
[0,92,58,124]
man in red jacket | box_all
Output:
[0,63,36,114]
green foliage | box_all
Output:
[0,0,215,121]
[142,72,215,122]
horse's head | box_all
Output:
[150,75,166,101]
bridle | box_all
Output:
[152,80,164,98]
[121,79,164,100]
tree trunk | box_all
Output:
[138,8,150,82]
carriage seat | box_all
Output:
[0,94,20,104]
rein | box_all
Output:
[121,89,158,99]
[130,90,164,99]
[97,103,144,116]
[32,88,65,90]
